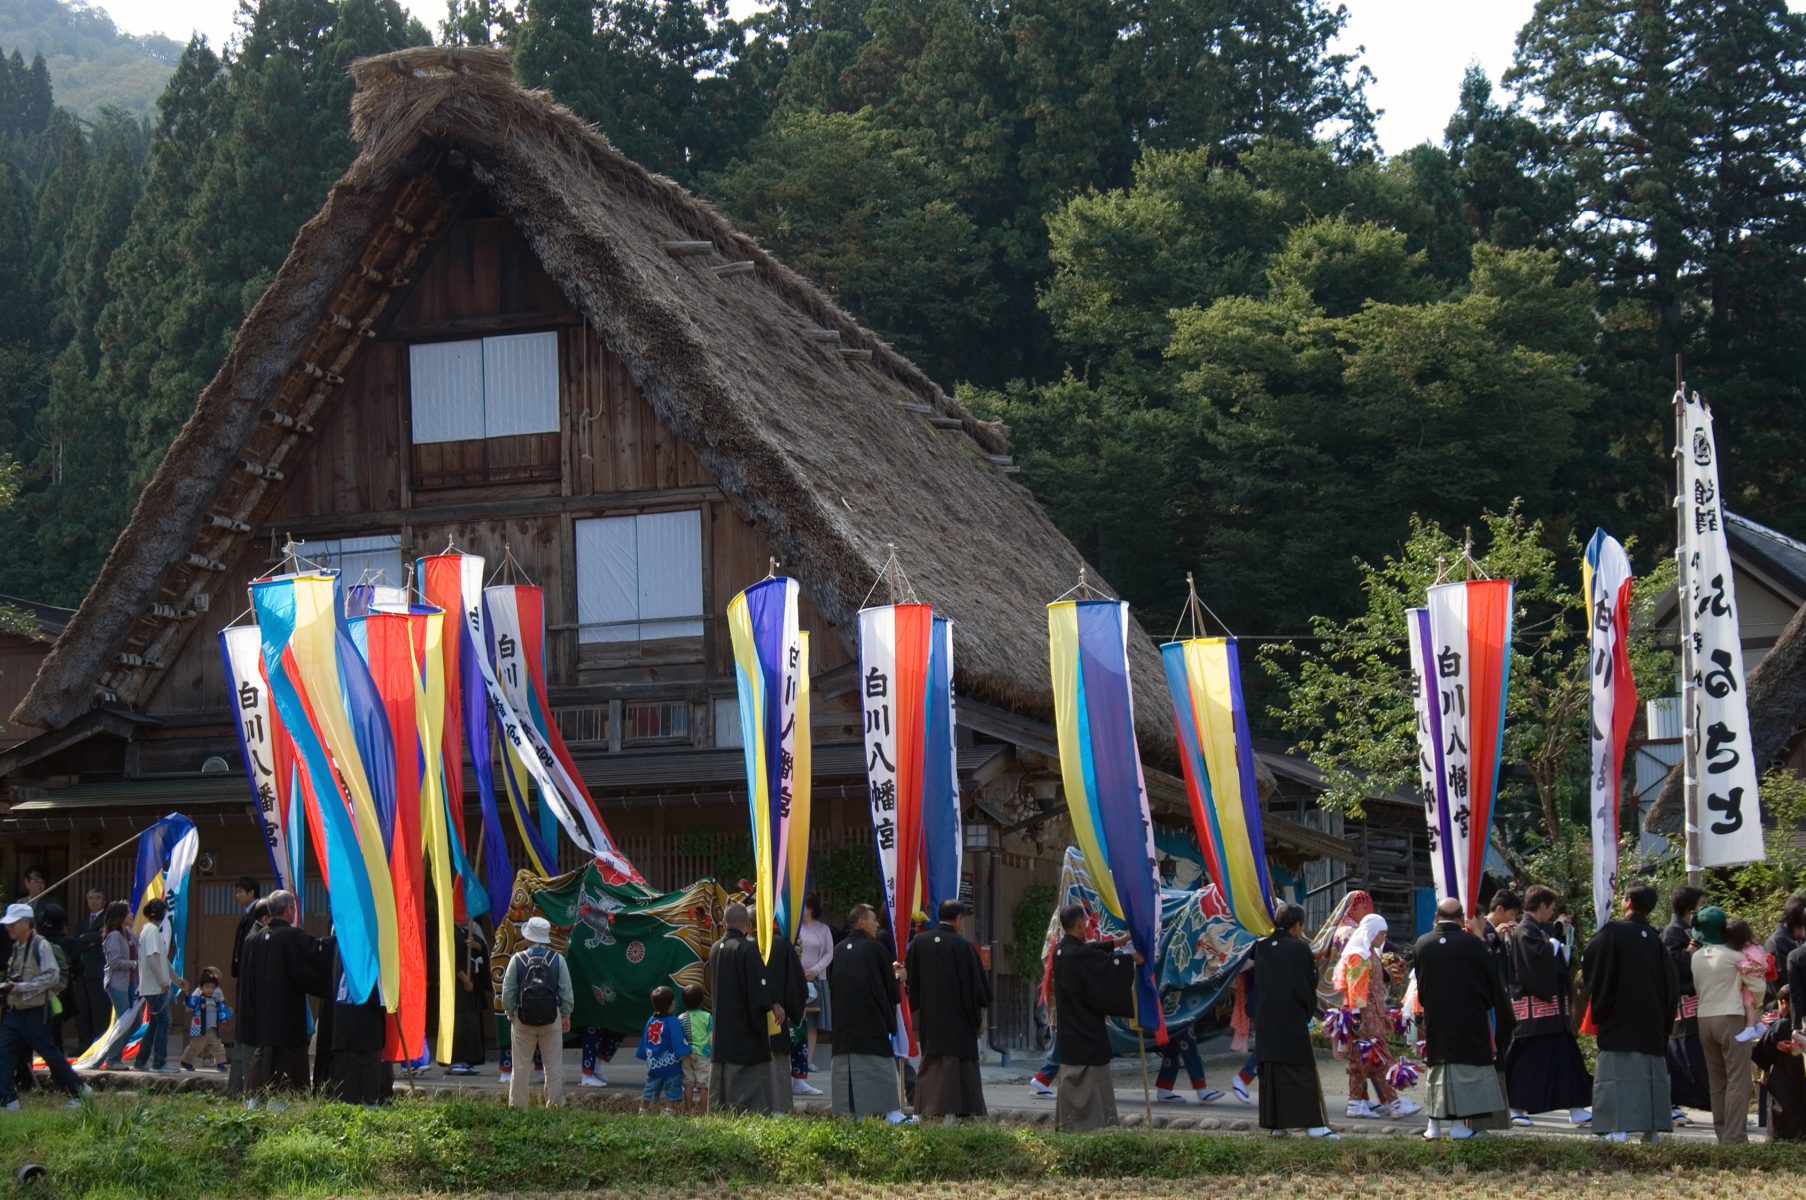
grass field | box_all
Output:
[1,1095,1801,1200]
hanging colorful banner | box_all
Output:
[1419,578,1513,917]
[1047,598,1166,1041]
[1160,635,1276,936]
[419,553,476,922]
[73,813,200,1069]
[1678,392,1766,869]
[1583,529,1638,924]
[251,572,397,1007]
[221,626,295,892]
[1406,608,1457,902]
[921,616,962,922]
[727,576,809,957]
[398,604,460,1061]
[484,583,641,884]
[858,603,931,1054]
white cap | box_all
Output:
[3,903,35,926]
[521,916,553,945]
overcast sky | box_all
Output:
[92,0,1806,156]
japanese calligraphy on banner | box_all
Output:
[1415,579,1513,918]
[220,626,297,892]
[1678,392,1765,869]
[1161,636,1276,936]
[1048,599,1166,1042]
[1583,530,1637,924]
[727,576,811,958]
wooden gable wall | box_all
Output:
[136,204,856,765]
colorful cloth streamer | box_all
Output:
[1160,635,1276,935]
[418,553,477,922]
[1386,1059,1421,1090]
[251,572,397,1008]
[727,577,810,957]
[73,814,200,1069]
[1047,599,1166,1042]
[857,602,934,1055]
[483,583,640,884]
[1321,1005,1357,1046]
[921,616,962,922]
[220,626,295,892]
[1583,529,1637,925]
[1408,579,1514,917]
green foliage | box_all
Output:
[0,0,181,118]
[1006,878,1058,981]
[810,841,882,921]
[1,1091,1803,1199]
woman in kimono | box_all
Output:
[1335,912,1419,1119]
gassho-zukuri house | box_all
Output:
[0,46,1356,1049]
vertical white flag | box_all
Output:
[1678,391,1765,869]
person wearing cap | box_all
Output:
[1690,904,1756,1144]
[0,902,92,1111]
[904,899,991,1121]
[707,902,778,1114]
[501,916,573,1109]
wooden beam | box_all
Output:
[262,484,728,538]
[659,240,715,257]
[206,513,252,533]
[262,411,313,434]
[929,416,964,429]
[898,400,933,413]
[183,553,227,573]
[382,312,581,341]
[712,260,756,278]
[238,460,284,481]
[838,347,873,362]
[805,329,841,343]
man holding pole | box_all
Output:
[1051,904,1139,1132]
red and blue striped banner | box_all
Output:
[1048,599,1166,1042]
[1161,636,1275,935]
[418,553,478,922]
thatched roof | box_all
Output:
[1647,599,1806,834]
[14,45,1181,760]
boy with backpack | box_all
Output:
[501,916,573,1109]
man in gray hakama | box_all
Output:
[1051,904,1140,1133]
[706,903,778,1115]
[1583,883,1681,1141]
[1254,904,1337,1138]
[1415,898,1516,1139]
[827,905,911,1122]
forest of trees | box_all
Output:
[2,0,1805,659]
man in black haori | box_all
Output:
[1254,903,1337,1139]
[1504,885,1592,1126]
[240,889,332,1104]
[1663,884,1709,1119]
[1585,883,1681,1142]
[827,903,912,1123]
[904,899,991,1121]
[1416,898,1515,1139]
[1051,904,1139,1132]
[765,921,807,1114]
[706,902,776,1114]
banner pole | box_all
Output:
[38,829,146,897]
[1136,1013,1154,1128]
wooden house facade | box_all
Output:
[0,47,1347,1046]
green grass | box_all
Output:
[1,1094,1804,1199]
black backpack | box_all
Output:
[515,947,561,1026]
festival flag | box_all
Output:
[73,814,200,1069]
[921,616,962,921]
[858,603,932,1054]
[1160,635,1276,936]
[1415,579,1514,917]
[1047,598,1166,1041]
[727,576,809,958]
[251,572,398,1007]
[363,610,432,1061]
[1677,390,1766,869]
[483,583,641,884]
[401,605,461,1061]
[1406,608,1457,902]
[1583,530,1638,925]
[221,627,295,892]
[419,553,476,921]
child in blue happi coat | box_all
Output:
[637,985,690,1114]
[180,967,232,1071]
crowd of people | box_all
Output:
[5,862,1805,1147]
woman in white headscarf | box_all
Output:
[1334,912,1417,1119]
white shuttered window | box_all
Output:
[408,331,558,443]
[576,511,704,643]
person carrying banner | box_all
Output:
[706,903,776,1115]
[1663,885,1709,1120]
[827,904,910,1122]
[904,900,991,1122]
[1584,883,1680,1142]
[1503,886,1592,1125]
[1051,904,1139,1132]
[1417,898,1515,1139]
[1254,904,1335,1138]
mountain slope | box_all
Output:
[0,0,180,117]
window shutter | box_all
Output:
[408,340,485,443]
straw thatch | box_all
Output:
[15,45,1182,761]
[1646,600,1806,835]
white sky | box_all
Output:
[95,0,1806,156]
